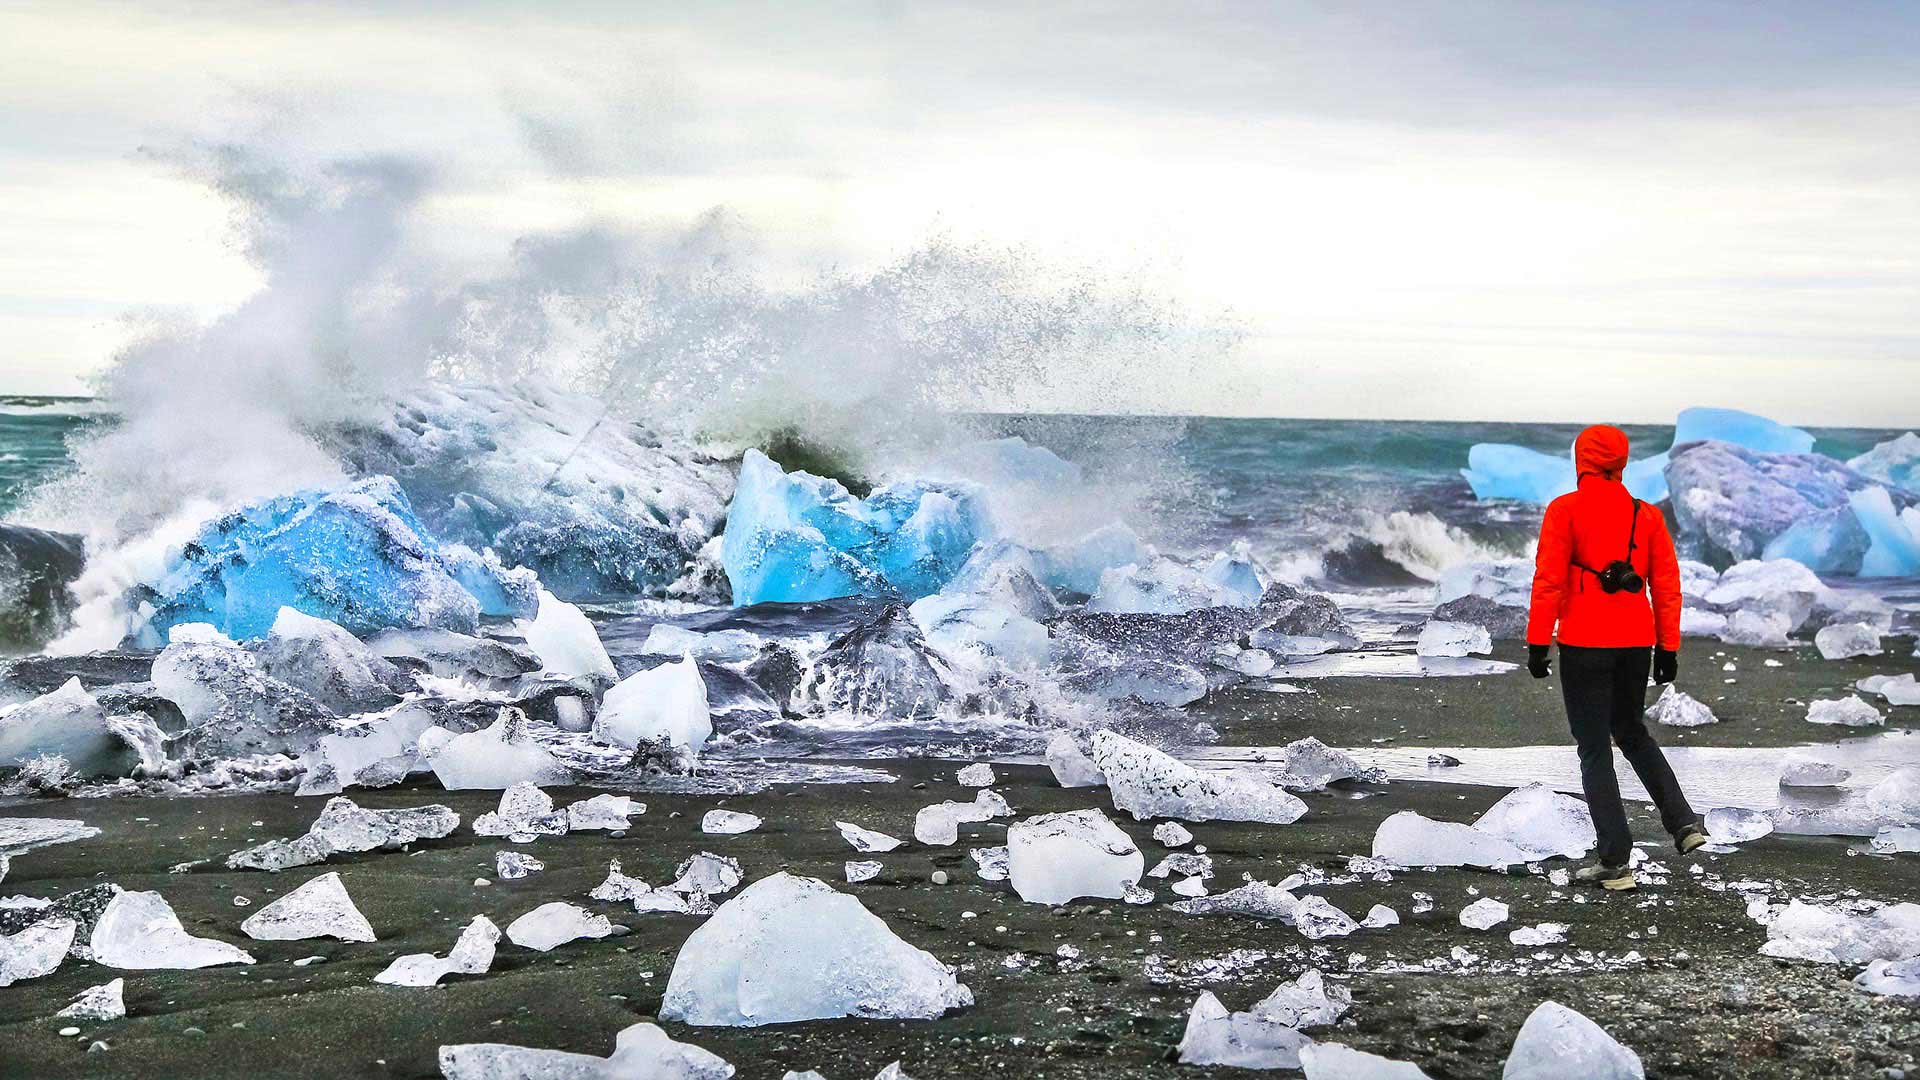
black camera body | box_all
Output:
[1594,559,1644,594]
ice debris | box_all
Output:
[1805,696,1883,728]
[374,915,500,986]
[1153,822,1194,848]
[670,853,745,898]
[594,653,712,757]
[1253,969,1352,1027]
[473,782,568,840]
[1503,1000,1644,1080]
[1509,923,1569,947]
[702,810,763,835]
[57,978,125,1021]
[1855,956,1920,998]
[152,632,337,759]
[1006,809,1144,905]
[0,817,100,854]
[418,708,572,790]
[659,873,972,1026]
[1171,879,1300,920]
[845,861,882,883]
[227,796,458,871]
[496,851,544,879]
[239,871,376,942]
[506,902,613,952]
[912,789,1011,846]
[1704,807,1774,845]
[1815,621,1882,659]
[256,607,409,715]
[1645,685,1718,727]
[1293,895,1360,940]
[0,917,74,986]
[836,821,903,853]
[1858,672,1920,706]
[0,678,162,777]
[1044,731,1103,788]
[567,794,642,832]
[439,1021,735,1080]
[1779,751,1850,787]
[1870,825,1920,854]
[969,846,1009,882]
[1177,990,1315,1069]
[1471,783,1596,860]
[1759,900,1920,963]
[1372,810,1530,869]
[91,891,254,970]
[1092,730,1306,824]
[1459,898,1510,930]
[955,762,996,787]
[1416,620,1492,657]
[1301,1043,1433,1080]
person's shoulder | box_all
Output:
[1543,490,1579,515]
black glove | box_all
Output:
[1654,648,1678,685]
[1527,643,1552,679]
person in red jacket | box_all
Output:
[1527,424,1706,891]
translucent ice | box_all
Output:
[57,978,125,1021]
[908,590,1050,668]
[594,654,712,757]
[1855,956,1920,998]
[1805,696,1884,728]
[669,853,745,898]
[1171,879,1301,920]
[0,677,157,777]
[955,762,996,787]
[940,540,1061,622]
[152,634,338,758]
[1503,1000,1644,1080]
[0,817,100,854]
[1089,556,1257,615]
[374,915,500,986]
[1508,923,1569,947]
[1849,432,1920,493]
[913,790,1011,846]
[1301,1043,1433,1080]
[1416,620,1492,658]
[256,607,408,715]
[1705,807,1774,844]
[1761,900,1920,964]
[793,603,955,722]
[496,851,544,879]
[969,846,1009,882]
[1459,898,1509,930]
[439,1021,735,1080]
[1779,751,1850,787]
[506,902,613,952]
[1044,731,1104,788]
[1091,730,1307,824]
[1815,621,1882,659]
[1668,440,1883,571]
[418,707,572,790]
[1703,559,1826,628]
[229,796,458,871]
[1870,825,1920,854]
[1372,811,1531,869]
[641,624,765,664]
[1293,895,1360,940]
[240,871,376,942]
[845,861,882,883]
[368,626,540,685]
[566,794,641,832]
[1006,809,1144,905]
[1720,609,1792,648]
[1645,685,1718,728]
[517,589,616,683]
[1850,486,1920,577]
[1860,672,1920,706]
[0,917,74,986]
[472,782,568,840]
[702,810,763,835]
[91,890,255,970]
[836,821,904,853]
[659,872,972,1026]
[1177,990,1316,1069]
[1153,822,1194,848]
[1272,737,1379,790]
[1471,783,1596,860]
[1362,905,1400,928]
[1253,969,1351,1027]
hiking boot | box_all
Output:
[1676,825,1709,855]
[1572,861,1637,891]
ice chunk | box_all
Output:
[1472,783,1596,860]
[1293,895,1360,940]
[228,796,459,871]
[0,677,156,777]
[969,846,1009,881]
[1860,672,1920,706]
[594,654,712,756]
[1509,923,1569,947]
[669,853,745,898]
[506,902,613,951]
[91,890,255,969]
[1177,990,1316,1069]
[954,762,996,787]
[563,794,639,832]
[1705,807,1773,844]
[0,917,74,986]
[1044,731,1104,788]
[0,817,100,854]
[588,859,652,903]
[1037,522,1153,598]
[1434,559,1533,609]
[1253,969,1352,1027]
[1815,621,1882,660]
[240,871,376,942]
[152,636,338,758]
[913,790,1011,846]
[496,851,544,879]
[1679,608,1729,638]
[1372,811,1530,869]
[471,782,567,841]
[517,589,616,682]
[908,590,1050,668]
[1705,559,1827,627]
[1779,751,1850,788]
[641,623,765,664]
[368,626,540,685]
[256,607,407,715]
[1171,879,1301,920]
[1868,766,1920,820]
[939,540,1061,622]
[1855,956,1920,998]
[1153,822,1194,848]
[1272,737,1379,790]
[702,810,763,835]
[1849,432,1920,492]
[419,707,572,790]
[659,872,972,1026]
[1645,684,1718,728]
[1006,809,1144,905]
[1362,905,1400,928]
[439,1020,735,1080]
[56,978,125,1021]
[845,860,882,883]
[1301,1043,1433,1080]
[1720,609,1792,648]
[793,603,954,722]
[1870,825,1920,854]
[374,915,500,986]
[1459,898,1509,930]
[1461,444,1580,505]
[1091,730,1307,824]
[1416,620,1492,658]
[1850,486,1920,577]
[1090,556,1256,615]
[1503,1000,1644,1080]
[1760,900,1920,964]
[1805,696,1883,728]
[1667,440,1887,571]
[836,821,903,853]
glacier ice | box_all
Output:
[473,782,568,840]
[720,449,990,607]
[228,796,458,871]
[1362,905,1400,928]
[969,846,1009,881]
[496,851,544,879]
[1301,1043,1432,1080]
[1503,1000,1643,1080]
[1779,751,1850,787]
[1092,730,1306,824]
[836,821,904,853]
[1870,825,1920,854]
[0,917,74,986]
[1372,810,1531,869]
[1416,620,1492,658]
[1458,898,1509,930]
[1850,486,1920,576]
[506,902,613,951]
[1177,990,1316,1069]
[641,624,764,664]
[0,677,158,777]
[1006,809,1144,905]
[1252,969,1352,1027]
[659,872,972,1026]
[1153,821,1194,848]
[1705,806,1773,844]
[256,607,408,715]
[1273,737,1379,790]
[909,588,1050,668]
[374,915,500,986]
[91,890,255,970]
[1668,441,1900,572]
[913,789,1012,846]
[1509,922,1569,947]
[1720,608,1792,648]
[940,540,1062,622]
[439,1020,735,1080]
[669,852,745,898]
[56,978,125,1022]
[1170,879,1301,920]
[1859,672,1920,706]
[955,762,996,787]
[1849,432,1920,492]
[419,707,572,790]
[1045,731,1104,788]
[1471,783,1596,860]
[1293,895,1360,940]
[518,589,617,683]
[1645,685,1718,728]
[1089,556,1258,615]
[1434,559,1533,610]
[845,860,882,883]
[1855,956,1920,998]
[1036,522,1153,598]
[1815,621,1882,659]
[566,794,641,832]
[368,626,540,686]
[1805,696,1883,728]
[702,810,762,835]
[793,603,954,722]
[594,654,712,756]
[1760,900,1920,964]
[1703,559,1825,629]
[152,633,339,759]
[239,871,376,942]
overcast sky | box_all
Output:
[2,1,1916,424]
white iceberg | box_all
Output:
[91,891,255,970]
[517,589,616,682]
[594,653,712,755]
[955,762,996,787]
[506,902,613,952]
[374,915,500,986]
[0,917,75,986]
[1870,825,1920,854]
[1006,809,1144,905]
[240,871,376,942]
[1502,1000,1643,1079]
[439,1021,734,1080]
[1091,730,1306,824]
[1859,672,1920,706]
[836,821,903,853]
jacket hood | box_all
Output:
[1574,424,1631,480]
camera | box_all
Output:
[1595,559,1644,594]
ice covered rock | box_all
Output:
[836,821,903,853]
[1272,737,1379,790]
[659,872,972,1026]
[473,782,568,839]
[1503,1000,1643,1079]
[1849,432,1920,492]
[240,871,376,942]
[56,978,125,1021]
[0,677,160,777]
[908,590,1050,668]
[1761,900,1920,964]
[91,890,255,969]
[1705,807,1774,844]
[506,902,612,951]
[0,917,74,986]
[1855,956,1920,997]
[1870,825,1920,854]
[566,794,641,832]
[1045,731,1104,788]
[1805,695,1883,728]
[913,789,1012,846]
[794,604,953,722]
[1417,620,1492,658]
[669,853,745,897]
[496,851,544,879]
[152,634,338,758]
[1779,752,1850,787]
[228,796,458,871]
[702,810,763,835]
[1006,809,1144,905]
[1301,1043,1432,1080]
[419,707,572,790]
[1645,685,1718,728]
[374,915,500,986]
[594,654,711,755]
[720,449,990,606]
[1472,783,1596,860]
[1091,730,1307,824]
[1177,990,1316,1069]
[1373,811,1531,868]
[1293,895,1360,940]
[1459,898,1509,930]
[518,589,616,683]
[1815,622,1882,660]
[256,607,408,715]
[439,1020,735,1080]
[1154,822,1194,848]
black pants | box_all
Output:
[1557,644,1700,865]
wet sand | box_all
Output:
[2,647,1917,1079]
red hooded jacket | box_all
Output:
[1526,425,1682,651]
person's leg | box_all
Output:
[1607,647,1702,840]
[1558,644,1633,865]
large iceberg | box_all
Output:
[1848,432,1920,493]
[660,873,972,1026]
[720,450,992,607]
[152,632,340,759]
[1667,441,1914,572]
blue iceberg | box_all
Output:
[143,476,536,642]
[720,450,994,607]
[1850,487,1920,577]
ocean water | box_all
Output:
[0,396,100,518]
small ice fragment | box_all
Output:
[1177,990,1315,1069]
[955,762,996,787]
[496,851,544,879]
[1300,1042,1433,1079]
[566,794,641,832]
[1779,752,1851,788]
[506,902,613,952]
[1361,905,1400,929]
[472,781,567,839]
[1147,852,1213,880]
[439,1021,732,1080]
[1172,876,1208,897]
[239,872,376,942]
[1044,731,1104,788]
[1645,685,1718,727]
[835,821,903,853]
[1153,822,1193,848]
[1416,620,1491,657]
[1806,696,1884,728]
[1293,895,1359,940]
[1252,968,1351,1027]
[1503,1000,1644,1079]
[589,859,651,902]
[1870,825,1920,854]
[669,853,744,897]
[1122,883,1155,905]
[1704,807,1773,845]
[0,918,75,986]
[1815,622,1882,660]
[969,846,1009,882]
[913,790,1011,846]
[1092,730,1306,824]
[1459,898,1509,930]
[1854,955,1920,997]
[1171,879,1300,920]
[56,978,125,1021]
[1508,922,1569,947]
[845,860,882,883]
[1411,892,1434,913]
[702,810,763,835]
[1006,809,1144,905]
[374,916,499,986]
